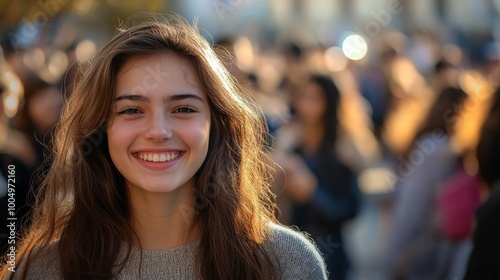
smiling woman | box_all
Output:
[0,14,327,280]
[109,53,211,200]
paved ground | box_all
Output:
[344,193,393,280]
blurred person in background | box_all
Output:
[0,48,35,166]
[12,79,63,172]
[465,86,500,279]
[0,12,75,259]
[380,55,435,159]
[273,74,362,280]
[215,37,288,138]
[214,36,250,87]
[360,44,400,144]
[0,48,35,255]
[358,59,391,142]
[385,86,468,280]
[434,69,495,280]
[431,59,460,95]
[279,42,309,116]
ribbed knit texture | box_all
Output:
[9,223,327,279]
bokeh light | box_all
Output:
[324,46,348,72]
[76,39,96,63]
[342,34,368,61]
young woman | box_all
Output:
[273,75,361,280]
[0,16,327,280]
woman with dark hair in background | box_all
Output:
[12,77,62,172]
[273,74,361,280]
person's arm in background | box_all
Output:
[273,151,317,204]
[272,123,317,205]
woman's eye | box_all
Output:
[119,108,141,115]
[174,106,197,113]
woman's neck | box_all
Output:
[128,181,199,250]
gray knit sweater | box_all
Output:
[9,223,327,279]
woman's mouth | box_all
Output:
[136,151,181,162]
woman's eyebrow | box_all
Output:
[163,93,204,103]
[114,94,150,103]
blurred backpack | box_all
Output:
[436,168,482,242]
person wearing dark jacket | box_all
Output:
[465,86,500,279]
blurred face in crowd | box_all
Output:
[295,81,327,126]
[28,86,62,133]
[107,53,211,197]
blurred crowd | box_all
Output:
[1,7,500,280]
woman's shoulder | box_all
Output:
[4,243,61,280]
[265,222,328,279]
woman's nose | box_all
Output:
[144,112,173,141]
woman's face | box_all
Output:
[28,86,62,133]
[295,81,326,125]
[107,53,211,195]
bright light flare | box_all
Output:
[342,34,368,61]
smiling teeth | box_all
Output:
[138,152,180,162]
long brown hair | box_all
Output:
[1,14,278,280]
